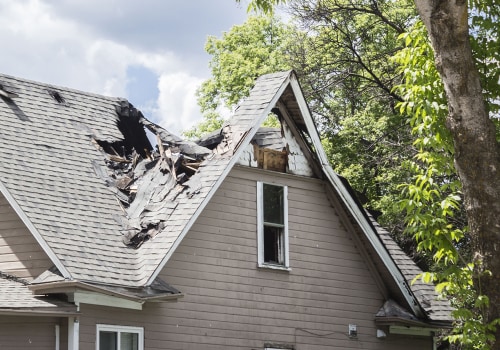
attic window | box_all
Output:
[48,89,66,104]
[257,182,289,269]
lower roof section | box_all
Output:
[0,272,77,316]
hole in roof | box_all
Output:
[48,89,66,104]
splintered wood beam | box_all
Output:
[108,155,130,163]
[255,146,287,172]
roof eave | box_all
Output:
[375,316,440,328]
[0,308,79,317]
[29,280,183,303]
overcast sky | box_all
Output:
[0,0,250,135]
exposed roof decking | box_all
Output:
[0,71,293,287]
[0,74,142,285]
[0,71,452,325]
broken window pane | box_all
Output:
[258,182,288,268]
[263,225,283,264]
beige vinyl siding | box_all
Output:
[0,316,60,349]
[152,166,430,350]
[79,305,144,350]
[76,166,432,350]
[0,193,52,280]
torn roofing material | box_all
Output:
[95,101,212,249]
[0,71,289,288]
[0,71,451,325]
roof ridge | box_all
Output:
[0,72,124,102]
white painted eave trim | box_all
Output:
[71,290,143,310]
[146,72,293,285]
[30,279,183,304]
[288,75,424,318]
[0,179,72,279]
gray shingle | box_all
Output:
[0,273,76,312]
[0,71,290,287]
[0,71,450,326]
[371,218,453,322]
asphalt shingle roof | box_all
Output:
[0,71,451,324]
[0,71,291,287]
[371,219,453,322]
[0,273,76,313]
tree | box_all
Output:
[185,16,291,134]
[394,22,483,347]
[183,16,293,140]
[283,1,421,254]
[237,0,500,347]
[413,1,500,347]
[195,3,422,259]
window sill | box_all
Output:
[258,263,291,272]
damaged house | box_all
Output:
[0,71,452,349]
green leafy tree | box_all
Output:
[238,0,500,347]
[198,1,426,265]
[281,0,424,259]
[184,15,293,139]
[411,1,500,347]
[394,22,488,348]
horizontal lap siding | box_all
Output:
[77,167,430,350]
[153,167,428,350]
[0,316,59,349]
[0,193,52,279]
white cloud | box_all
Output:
[0,0,249,134]
[155,73,204,136]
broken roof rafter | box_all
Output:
[92,100,214,250]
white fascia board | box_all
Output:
[145,73,292,286]
[0,179,72,279]
[288,75,424,318]
[389,325,436,337]
[72,291,143,310]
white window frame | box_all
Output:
[96,324,144,350]
[257,181,290,270]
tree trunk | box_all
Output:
[414,1,500,347]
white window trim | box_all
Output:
[96,324,144,350]
[257,181,290,270]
